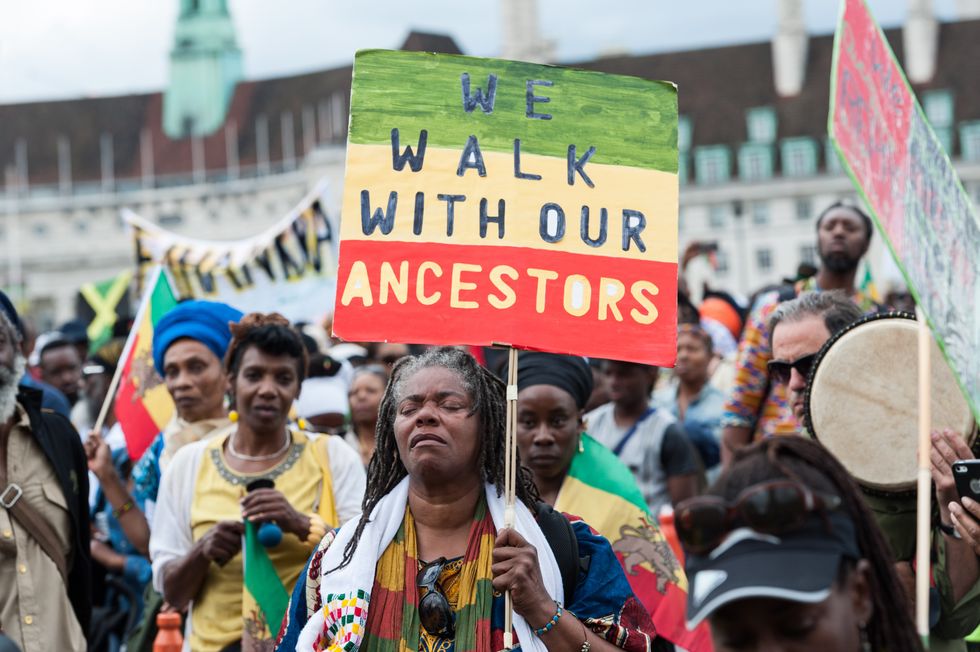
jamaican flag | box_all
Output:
[76,270,133,353]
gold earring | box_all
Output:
[228,410,239,423]
[578,437,585,454]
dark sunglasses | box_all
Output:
[674,480,842,556]
[417,557,455,638]
[767,353,818,385]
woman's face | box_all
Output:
[674,331,712,385]
[394,366,480,484]
[516,385,581,484]
[349,372,386,426]
[163,339,229,423]
[232,345,301,435]
[708,560,872,652]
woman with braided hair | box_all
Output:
[149,313,365,652]
[276,346,669,652]
[676,436,922,652]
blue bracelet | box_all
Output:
[533,602,563,637]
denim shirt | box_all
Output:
[653,381,725,470]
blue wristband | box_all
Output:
[533,602,563,637]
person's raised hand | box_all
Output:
[931,428,973,520]
[85,431,115,481]
[240,488,309,538]
[200,520,244,566]
[492,528,554,628]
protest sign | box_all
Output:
[829,0,980,421]
[333,50,679,365]
[125,181,338,323]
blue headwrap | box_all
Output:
[152,300,243,374]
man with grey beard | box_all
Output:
[0,291,90,651]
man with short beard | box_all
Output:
[0,291,91,651]
[719,202,881,466]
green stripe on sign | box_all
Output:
[349,50,677,173]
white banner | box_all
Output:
[124,181,338,323]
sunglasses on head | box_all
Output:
[674,480,842,556]
[767,353,818,385]
[417,557,455,638]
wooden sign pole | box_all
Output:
[502,346,518,650]
[915,308,932,643]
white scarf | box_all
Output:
[294,478,563,651]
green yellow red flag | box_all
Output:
[113,267,178,460]
[555,434,712,651]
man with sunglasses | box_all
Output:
[720,202,880,466]
[767,291,863,428]
[769,293,980,650]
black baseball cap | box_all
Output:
[685,509,861,628]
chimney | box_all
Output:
[772,0,808,96]
[956,0,980,18]
[905,0,939,83]
[500,0,555,63]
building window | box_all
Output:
[715,249,729,274]
[678,115,692,152]
[746,107,777,143]
[800,244,817,266]
[960,122,980,162]
[694,146,731,184]
[738,143,774,181]
[678,152,688,186]
[781,137,819,177]
[751,201,770,225]
[795,197,812,221]
[756,248,773,272]
[32,222,49,238]
[923,90,954,128]
[708,205,727,228]
[825,138,843,173]
[159,214,183,227]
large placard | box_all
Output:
[829,0,980,420]
[333,50,679,365]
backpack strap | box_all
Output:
[534,501,583,604]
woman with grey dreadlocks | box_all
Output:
[276,346,670,652]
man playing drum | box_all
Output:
[769,292,980,651]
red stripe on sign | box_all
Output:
[333,240,677,366]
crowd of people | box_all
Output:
[1,199,979,652]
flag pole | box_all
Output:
[502,345,519,650]
[915,308,932,644]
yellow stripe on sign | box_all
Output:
[341,143,678,264]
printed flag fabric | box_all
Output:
[243,520,290,649]
[113,267,178,460]
[860,261,881,304]
[555,434,713,651]
[78,269,132,353]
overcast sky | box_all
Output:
[0,0,960,104]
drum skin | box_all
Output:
[805,313,975,493]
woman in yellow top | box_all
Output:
[150,313,365,652]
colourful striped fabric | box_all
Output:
[556,433,713,651]
[114,267,178,460]
[361,500,494,652]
